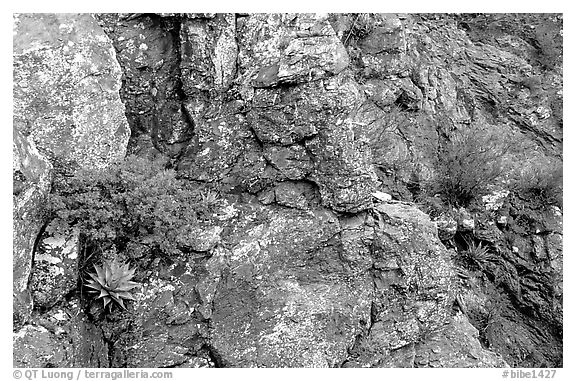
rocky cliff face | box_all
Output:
[13,13,562,368]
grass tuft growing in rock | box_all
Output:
[511,159,562,208]
[428,126,511,207]
[461,237,499,271]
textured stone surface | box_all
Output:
[29,222,79,309]
[13,300,108,367]
[412,313,508,368]
[274,181,319,210]
[13,325,70,367]
[237,14,348,84]
[457,194,564,367]
[176,13,378,213]
[95,14,190,158]
[435,213,458,241]
[107,201,482,368]
[13,127,52,324]
[107,261,213,368]
[177,101,263,188]
[348,202,456,366]
[456,273,562,367]
[341,13,562,202]
[247,73,377,212]
[13,13,130,169]
[208,204,372,367]
[180,14,237,93]
[348,313,508,368]
[263,145,313,181]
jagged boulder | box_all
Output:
[237,13,349,87]
[107,263,213,368]
[29,220,79,309]
[177,101,266,191]
[247,74,377,213]
[176,13,378,213]
[347,202,457,366]
[13,300,109,367]
[60,198,510,369]
[13,13,130,169]
[13,126,52,324]
[207,203,373,367]
[180,13,237,93]
[412,313,508,368]
[95,14,191,158]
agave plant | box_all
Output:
[85,259,140,311]
[462,237,498,271]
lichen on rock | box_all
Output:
[13,126,52,324]
[13,13,130,170]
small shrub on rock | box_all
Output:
[49,155,209,262]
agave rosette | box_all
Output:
[86,259,140,311]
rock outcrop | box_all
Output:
[13,13,561,368]
[13,13,130,170]
[13,127,52,324]
[13,301,109,367]
[96,200,507,368]
[207,205,369,367]
[455,193,563,367]
[95,14,191,158]
[29,222,79,309]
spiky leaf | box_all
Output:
[85,259,140,312]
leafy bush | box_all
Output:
[429,127,510,207]
[49,155,210,262]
